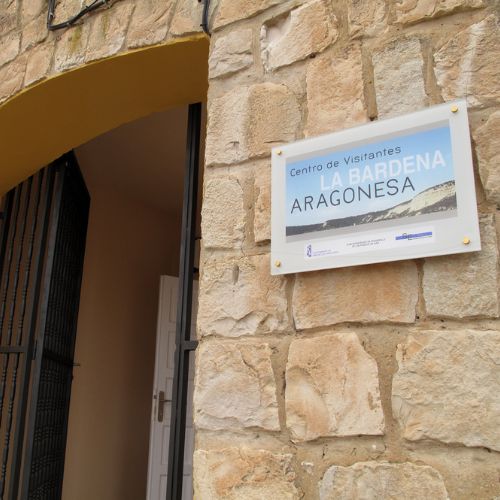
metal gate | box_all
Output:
[0,153,89,500]
[166,103,201,500]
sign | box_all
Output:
[271,100,481,275]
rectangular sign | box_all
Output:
[271,100,481,275]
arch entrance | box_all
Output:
[0,35,209,195]
[0,34,208,500]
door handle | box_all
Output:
[156,390,171,422]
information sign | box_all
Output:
[271,100,481,275]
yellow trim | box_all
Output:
[0,34,209,194]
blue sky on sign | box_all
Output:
[285,125,454,227]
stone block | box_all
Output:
[51,0,82,25]
[244,83,300,159]
[25,42,54,86]
[373,38,427,118]
[253,162,271,243]
[305,43,368,137]
[209,29,253,79]
[474,111,500,206]
[261,0,338,71]
[205,86,247,166]
[423,214,499,318]
[169,0,205,36]
[395,0,484,24]
[201,177,245,249]
[205,83,300,166]
[194,341,279,431]
[348,0,386,38]
[54,24,90,72]
[214,0,282,29]
[293,261,418,329]
[319,461,449,499]
[434,15,500,108]
[392,329,500,451]
[21,14,48,51]
[126,0,173,48]
[198,254,289,337]
[0,55,26,103]
[21,0,45,24]
[194,448,299,499]
[0,0,19,38]
[85,3,133,62]
[286,333,385,442]
[0,31,20,69]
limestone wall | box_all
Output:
[197,0,500,498]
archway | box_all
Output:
[0,34,209,195]
[0,33,209,500]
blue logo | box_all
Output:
[395,231,433,241]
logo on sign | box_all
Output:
[395,231,433,241]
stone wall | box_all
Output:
[1,0,499,498]
[197,0,500,498]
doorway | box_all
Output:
[60,104,204,500]
[0,33,208,500]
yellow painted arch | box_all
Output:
[0,34,209,195]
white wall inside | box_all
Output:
[62,105,197,500]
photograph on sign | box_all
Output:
[286,125,455,239]
[271,101,480,275]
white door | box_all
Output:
[146,276,197,500]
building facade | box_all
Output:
[0,0,499,498]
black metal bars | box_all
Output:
[7,166,55,500]
[22,155,89,500]
[0,155,89,500]
[0,170,51,500]
[165,103,201,500]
